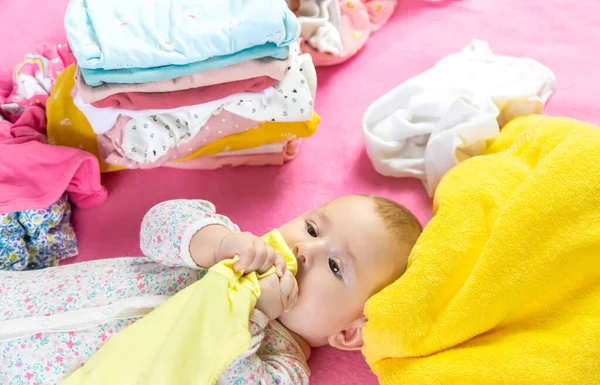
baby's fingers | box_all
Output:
[245,239,269,273]
[280,270,298,312]
[234,249,255,271]
[274,253,286,277]
[257,246,282,275]
[234,250,252,272]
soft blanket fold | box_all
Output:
[363,115,600,384]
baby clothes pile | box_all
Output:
[0,42,73,122]
[289,0,398,66]
[0,106,106,271]
[48,0,320,172]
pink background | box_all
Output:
[2,0,599,383]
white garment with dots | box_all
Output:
[120,110,218,163]
[363,40,557,196]
[225,45,317,123]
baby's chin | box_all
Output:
[277,308,305,336]
[277,307,327,347]
[278,315,317,347]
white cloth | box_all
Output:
[296,0,342,55]
[362,40,557,196]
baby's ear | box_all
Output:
[327,316,366,351]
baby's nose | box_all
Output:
[295,241,326,267]
[294,245,308,264]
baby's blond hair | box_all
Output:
[363,194,423,265]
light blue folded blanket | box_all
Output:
[65,0,299,71]
[79,44,290,86]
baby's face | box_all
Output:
[277,195,406,347]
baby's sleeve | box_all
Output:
[139,199,239,269]
[218,310,310,385]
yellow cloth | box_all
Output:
[47,65,320,172]
[363,115,600,384]
[62,229,297,385]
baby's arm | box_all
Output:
[141,199,287,274]
[140,199,239,269]
[219,310,310,385]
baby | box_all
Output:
[0,195,422,385]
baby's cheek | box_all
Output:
[293,270,347,322]
[289,286,330,323]
[311,292,349,324]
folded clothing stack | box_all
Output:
[47,0,320,171]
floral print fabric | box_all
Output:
[1,195,77,271]
[0,199,309,384]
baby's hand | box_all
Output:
[217,232,286,276]
[256,270,298,320]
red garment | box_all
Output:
[90,76,278,110]
[0,106,107,214]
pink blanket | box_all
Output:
[3,0,599,384]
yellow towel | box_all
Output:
[62,229,297,385]
[46,65,320,172]
[363,115,600,384]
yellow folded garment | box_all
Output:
[62,229,297,385]
[363,115,600,384]
[46,65,320,172]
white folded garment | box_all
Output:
[362,40,556,196]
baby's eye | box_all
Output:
[328,258,342,278]
[306,222,317,237]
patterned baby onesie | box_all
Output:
[0,199,310,385]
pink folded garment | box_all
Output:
[0,106,107,214]
[90,76,278,110]
[76,56,292,104]
[97,110,261,169]
[160,139,301,170]
[301,0,396,66]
